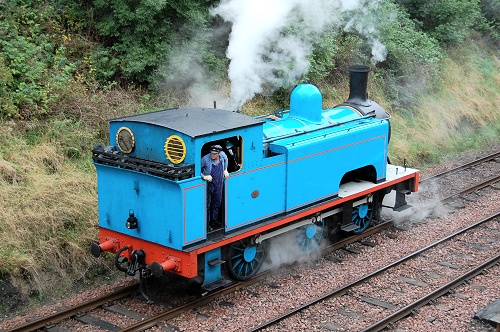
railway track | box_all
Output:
[247,211,500,331]
[3,223,392,332]
[118,221,394,332]
[417,151,500,203]
[3,151,498,331]
[420,151,500,183]
[241,152,500,331]
[5,284,138,332]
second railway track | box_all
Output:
[248,212,500,331]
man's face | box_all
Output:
[210,152,219,160]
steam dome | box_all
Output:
[290,84,323,123]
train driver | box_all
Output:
[201,145,229,229]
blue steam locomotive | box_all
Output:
[90,65,419,295]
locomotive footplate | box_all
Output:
[339,164,418,212]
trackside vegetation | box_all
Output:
[0,0,499,315]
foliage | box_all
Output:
[151,21,229,93]
[0,0,93,119]
[479,0,500,41]
[0,0,498,315]
[389,47,500,165]
[374,1,444,109]
[306,34,340,83]
[394,0,482,45]
[91,0,222,86]
[301,0,444,110]
[88,47,121,83]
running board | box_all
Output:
[255,197,369,244]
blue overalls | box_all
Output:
[209,160,224,222]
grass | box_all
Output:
[0,38,499,316]
[0,136,98,294]
[388,42,500,167]
[0,86,152,307]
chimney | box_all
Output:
[346,65,371,107]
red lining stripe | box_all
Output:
[195,171,418,254]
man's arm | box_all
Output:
[221,151,229,178]
[200,154,212,181]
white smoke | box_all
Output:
[211,0,387,111]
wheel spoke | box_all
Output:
[225,238,267,281]
[296,221,324,254]
[352,203,373,234]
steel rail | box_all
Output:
[420,151,500,183]
[11,154,497,331]
[117,221,393,332]
[6,284,138,332]
[11,160,497,331]
[106,152,498,331]
[360,254,500,332]
[119,169,499,332]
[3,222,391,332]
[441,174,500,203]
[458,174,500,196]
[246,211,500,332]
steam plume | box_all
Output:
[211,0,386,111]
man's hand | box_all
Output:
[202,174,213,182]
[224,170,229,178]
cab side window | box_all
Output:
[201,136,242,173]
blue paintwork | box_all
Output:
[96,164,185,249]
[358,204,369,218]
[297,222,324,254]
[225,153,287,230]
[290,83,323,123]
[352,203,373,233]
[95,82,390,288]
[180,180,206,245]
[243,245,257,262]
[202,248,223,287]
[110,122,195,165]
[268,118,388,211]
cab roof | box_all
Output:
[110,107,262,138]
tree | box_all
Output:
[394,0,482,45]
[92,0,220,85]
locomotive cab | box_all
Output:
[203,137,243,173]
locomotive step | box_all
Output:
[341,223,360,232]
[392,203,412,212]
[208,258,225,266]
[202,278,233,292]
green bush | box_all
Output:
[395,0,482,45]
[375,1,444,108]
[92,0,222,86]
[0,0,86,119]
[306,34,340,83]
[0,56,16,117]
[88,47,121,83]
[479,0,500,41]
